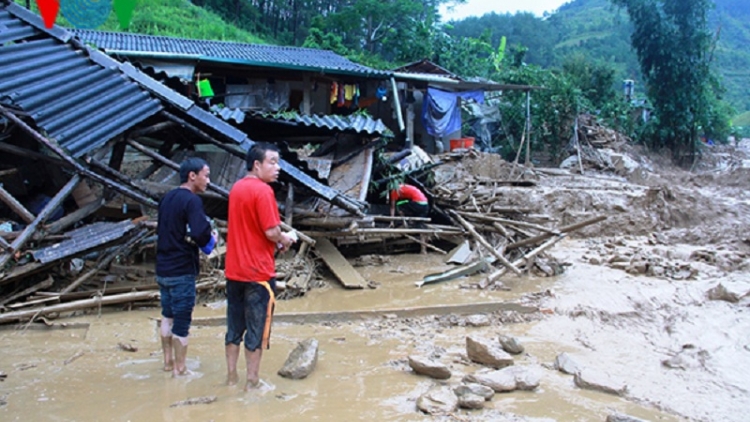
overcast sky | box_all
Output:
[439,0,570,20]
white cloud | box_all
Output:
[439,0,569,21]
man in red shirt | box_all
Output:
[390,183,429,218]
[224,142,295,391]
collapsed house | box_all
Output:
[0,1,603,324]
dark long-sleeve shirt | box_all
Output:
[156,188,212,277]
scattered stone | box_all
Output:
[416,385,458,415]
[463,366,540,392]
[466,336,514,368]
[661,344,707,370]
[707,283,747,303]
[278,338,319,379]
[606,413,648,422]
[169,395,217,407]
[453,383,494,401]
[456,391,485,409]
[573,368,627,396]
[408,355,451,380]
[117,342,138,352]
[589,256,601,265]
[498,335,524,355]
[466,314,491,327]
[554,352,581,375]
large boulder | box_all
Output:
[278,338,319,379]
[408,355,451,380]
[466,336,514,368]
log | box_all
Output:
[457,211,558,234]
[450,212,522,276]
[0,290,159,324]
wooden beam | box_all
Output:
[0,184,35,223]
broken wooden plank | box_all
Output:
[0,184,35,224]
[313,237,365,289]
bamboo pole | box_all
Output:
[486,234,567,283]
[403,234,447,254]
[0,291,160,325]
[451,212,522,275]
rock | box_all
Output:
[416,385,458,415]
[466,336,514,368]
[707,283,748,303]
[589,256,601,265]
[607,413,648,422]
[456,392,485,409]
[463,366,540,392]
[574,368,627,396]
[466,314,491,327]
[661,345,707,370]
[408,355,451,380]
[278,338,318,379]
[453,383,494,401]
[498,335,524,355]
[554,352,581,375]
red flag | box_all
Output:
[36,0,60,29]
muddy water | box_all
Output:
[0,252,684,421]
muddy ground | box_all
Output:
[1,141,749,421]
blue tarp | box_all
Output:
[421,88,484,137]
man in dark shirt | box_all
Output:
[156,157,216,376]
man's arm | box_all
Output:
[264,225,295,252]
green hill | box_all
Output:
[13,0,265,43]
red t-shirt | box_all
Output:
[225,177,280,282]
[389,184,428,203]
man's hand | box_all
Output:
[277,231,297,253]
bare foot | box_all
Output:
[226,371,239,386]
[244,378,260,391]
[172,366,192,377]
[163,362,173,372]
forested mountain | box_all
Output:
[448,0,750,112]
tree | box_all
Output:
[611,0,729,164]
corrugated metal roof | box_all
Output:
[212,107,392,136]
[1,3,363,213]
[0,6,162,157]
[33,220,136,264]
[70,29,391,78]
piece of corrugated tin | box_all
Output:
[0,9,162,158]
[33,220,136,264]
[216,108,392,136]
[71,29,391,78]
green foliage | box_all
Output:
[15,0,264,43]
[302,28,349,56]
[612,0,731,165]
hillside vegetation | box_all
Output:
[13,0,265,43]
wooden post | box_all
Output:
[0,184,35,224]
[0,174,81,268]
[302,75,311,115]
[524,90,531,166]
[285,184,294,226]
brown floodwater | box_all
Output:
[0,252,684,421]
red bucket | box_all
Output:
[449,137,475,151]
